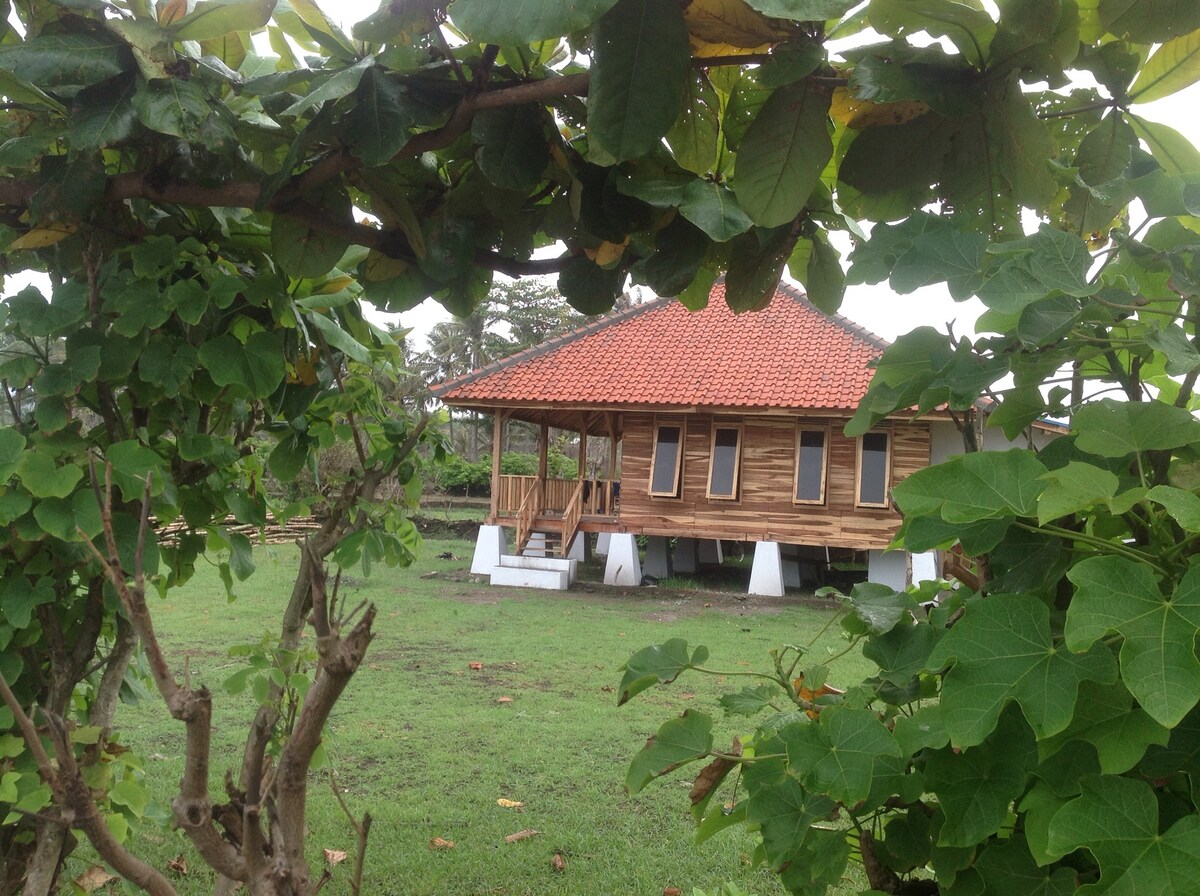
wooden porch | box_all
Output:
[491,474,621,556]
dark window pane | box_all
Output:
[859,432,889,505]
[709,428,740,497]
[795,429,826,502]
[651,426,681,494]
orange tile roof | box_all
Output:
[433,281,888,412]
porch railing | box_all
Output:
[560,480,585,558]
[496,475,619,517]
[514,478,544,555]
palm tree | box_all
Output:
[425,308,513,460]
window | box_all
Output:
[857,431,891,507]
[794,427,828,504]
[649,421,684,497]
[707,425,743,500]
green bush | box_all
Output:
[436,456,491,496]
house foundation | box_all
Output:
[644,535,672,579]
[604,533,642,586]
[748,541,785,597]
[471,525,508,576]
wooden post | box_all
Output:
[577,414,587,481]
[538,421,549,480]
[606,413,618,480]
[489,411,505,521]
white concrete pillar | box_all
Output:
[471,525,508,575]
[911,551,938,585]
[644,535,672,579]
[748,541,785,597]
[868,549,908,591]
[566,531,588,562]
[673,537,698,574]
[595,532,612,556]
[523,532,547,558]
[698,539,724,565]
[604,533,642,586]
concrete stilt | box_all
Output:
[566,531,589,562]
[471,525,508,576]
[604,533,642,586]
[523,532,547,558]
[782,559,802,589]
[748,541,785,597]
[643,535,672,579]
[697,539,724,565]
[911,551,938,585]
[673,537,698,574]
[595,532,612,556]
[868,549,908,591]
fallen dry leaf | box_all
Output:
[704,602,712,608]
[663,888,682,896]
[75,865,115,892]
[551,853,566,872]
[496,798,524,808]
[497,696,513,704]
[323,848,348,866]
[600,685,615,692]
[680,692,695,699]
[166,854,188,876]
[429,837,455,850]
[469,662,484,670]
[504,828,541,843]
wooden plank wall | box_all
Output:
[618,412,930,549]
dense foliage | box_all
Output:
[0,0,1198,894]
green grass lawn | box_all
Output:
[92,534,874,896]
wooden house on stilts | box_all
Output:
[433,281,1047,594]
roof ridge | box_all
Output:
[429,294,672,398]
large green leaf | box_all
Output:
[69,73,138,150]
[626,710,713,792]
[132,78,212,140]
[733,82,832,228]
[1039,680,1168,775]
[667,72,721,176]
[587,0,690,162]
[1129,114,1200,175]
[343,68,416,167]
[449,0,620,43]
[197,331,287,397]
[271,204,352,279]
[1098,0,1200,43]
[1146,485,1200,532]
[1130,30,1200,103]
[472,106,550,191]
[743,756,837,871]
[926,593,1117,746]
[743,0,857,21]
[869,0,997,67]
[804,228,845,313]
[893,449,1048,524]
[15,453,83,500]
[0,577,55,630]
[678,180,755,241]
[724,227,795,311]
[1037,461,1120,524]
[171,0,276,41]
[1073,398,1200,458]
[924,708,1036,846]
[1067,557,1200,727]
[617,638,709,705]
[282,56,374,118]
[1047,776,1200,891]
[0,31,131,95]
[780,708,902,804]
